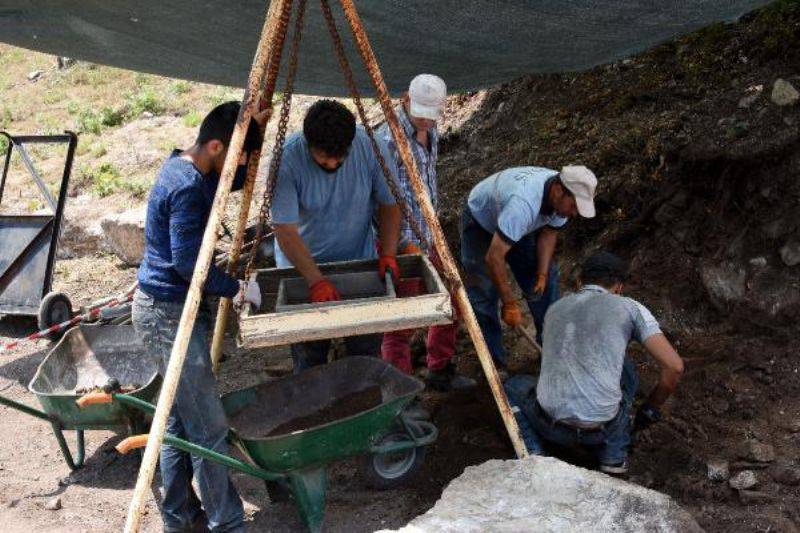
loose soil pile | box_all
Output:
[265,386,383,437]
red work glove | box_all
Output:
[400,242,422,255]
[532,273,547,297]
[378,255,400,281]
[501,301,524,327]
[309,279,341,303]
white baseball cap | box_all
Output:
[408,74,447,121]
[560,165,597,218]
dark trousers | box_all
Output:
[460,206,560,367]
[291,334,382,374]
[503,358,640,465]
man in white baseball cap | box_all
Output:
[376,74,476,395]
[460,165,597,375]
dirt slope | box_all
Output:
[434,2,800,531]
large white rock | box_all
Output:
[382,457,702,533]
[100,206,146,266]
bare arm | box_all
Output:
[643,333,684,408]
[273,224,324,286]
[377,203,401,256]
[485,233,515,304]
[536,227,558,277]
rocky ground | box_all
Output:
[1,1,800,532]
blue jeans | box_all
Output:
[132,290,244,533]
[291,334,382,374]
[460,206,560,367]
[504,358,640,465]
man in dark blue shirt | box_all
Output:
[133,101,263,533]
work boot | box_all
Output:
[402,397,430,420]
[426,363,477,392]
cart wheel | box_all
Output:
[38,292,73,341]
[360,430,426,490]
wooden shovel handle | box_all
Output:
[75,392,113,408]
[116,434,149,454]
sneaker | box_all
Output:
[426,363,477,392]
[599,460,629,475]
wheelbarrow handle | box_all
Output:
[116,434,149,454]
[75,392,113,407]
[116,433,283,482]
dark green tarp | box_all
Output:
[0,1,772,94]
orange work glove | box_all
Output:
[400,242,422,255]
[532,273,548,296]
[309,279,341,303]
[378,255,400,280]
[501,301,524,327]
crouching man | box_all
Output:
[504,252,684,475]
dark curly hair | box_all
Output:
[581,252,629,286]
[303,99,356,157]
[196,101,262,153]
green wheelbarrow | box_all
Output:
[79,356,436,532]
[0,324,161,469]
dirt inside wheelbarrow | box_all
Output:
[258,386,383,437]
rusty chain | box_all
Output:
[219,0,291,256]
[244,0,307,281]
[319,0,431,254]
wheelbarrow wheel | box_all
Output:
[360,430,425,490]
[38,292,73,341]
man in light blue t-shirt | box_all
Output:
[460,165,597,371]
[270,100,401,373]
[504,253,684,475]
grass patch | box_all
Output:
[42,88,66,105]
[182,110,202,128]
[99,106,125,127]
[0,107,13,129]
[75,108,102,135]
[207,87,243,108]
[89,162,123,197]
[170,80,192,96]
[126,87,166,117]
[91,143,107,158]
[80,162,151,198]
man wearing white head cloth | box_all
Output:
[376,74,476,394]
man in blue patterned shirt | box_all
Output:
[377,74,475,392]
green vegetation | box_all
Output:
[182,110,202,127]
[0,107,12,129]
[89,162,123,196]
[79,162,150,198]
[125,86,166,117]
[99,106,125,127]
[76,108,102,134]
[207,86,243,108]
[170,80,192,96]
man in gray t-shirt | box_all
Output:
[504,252,684,474]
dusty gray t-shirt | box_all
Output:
[536,285,662,422]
